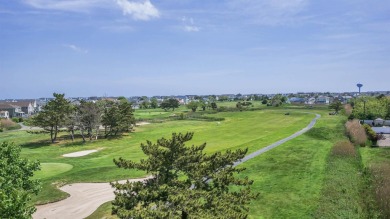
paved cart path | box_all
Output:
[33,113,320,219]
[235,113,321,165]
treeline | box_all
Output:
[349,95,390,120]
[30,93,135,143]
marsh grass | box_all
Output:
[345,119,367,146]
[331,140,357,157]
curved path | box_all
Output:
[235,113,321,166]
[33,113,321,219]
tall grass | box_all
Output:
[344,104,353,116]
[0,119,21,130]
[331,140,357,157]
[345,119,367,146]
[370,162,390,218]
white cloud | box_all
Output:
[23,0,109,12]
[181,16,200,32]
[184,25,200,32]
[63,44,88,54]
[116,0,159,21]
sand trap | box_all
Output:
[63,150,98,157]
[136,122,151,126]
[33,177,150,219]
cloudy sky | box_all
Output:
[1,0,389,98]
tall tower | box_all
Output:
[357,83,363,94]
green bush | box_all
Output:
[363,124,377,142]
[12,117,19,123]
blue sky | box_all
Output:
[1,0,389,98]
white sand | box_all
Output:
[62,150,98,157]
[33,177,150,219]
[136,122,151,126]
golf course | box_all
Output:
[1,103,385,218]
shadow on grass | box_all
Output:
[20,140,52,149]
[305,127,343,140]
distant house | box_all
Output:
[0,110,9,119]
[289,97,305,104]
[10,100,36,115]
[316,96,330,104]
[0,103,25,118]
[373,118,385,126]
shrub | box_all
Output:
[11,117,19,123]
[345,119,367,146]
[344,104,353,116]
[331,140,357,157]
[370,162,390,218]
[0,119,21,131]
[363,124,377,142]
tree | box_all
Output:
[0,142,40,218]
[186,101,199,112]
[150,97,159,109]
[160,98,180,111]
[329,99,342,113]
[79,101,101,141]
[101,100,135,137]
[117,99,135,132]
[211,102,218,110]
[140,101,150,109]
[31,93,72,143]
[112,132,258,219]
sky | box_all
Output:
[1,0,390,99]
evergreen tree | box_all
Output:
[31,93,72,143]
[112,132,258,219]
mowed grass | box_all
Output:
[237,111,346,218]
[0,108,314,205]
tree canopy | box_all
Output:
[111,132,258,219]
[351,96,390,119]
[0,142,41,218]
[329,99,342,113]
[160,98,180,111]
[31,93,72,142]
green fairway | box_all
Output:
[33,163,73,179]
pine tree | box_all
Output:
[111,132,258,219]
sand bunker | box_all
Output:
[33,177,150,219]
[136,122,151,126]
[62,150,98,157]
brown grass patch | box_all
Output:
[345,119,367,146]
[344,104,353,116]
[0,119,20,130]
